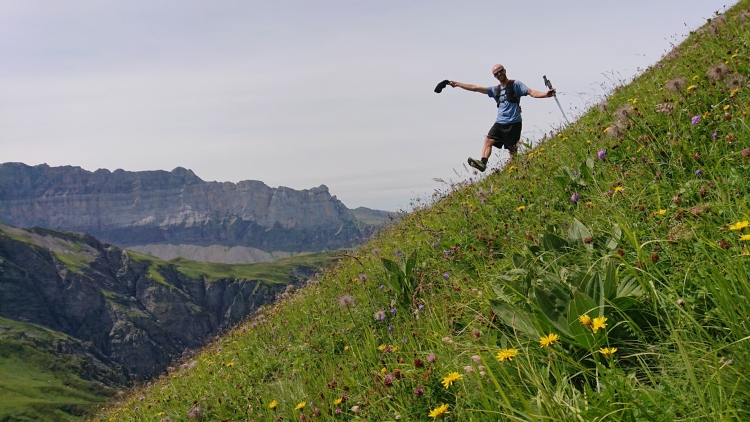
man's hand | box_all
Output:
[546,88,557,97]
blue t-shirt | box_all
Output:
[487,80,529,124]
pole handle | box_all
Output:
[543,75,553,90]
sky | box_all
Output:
[0,1,735,211]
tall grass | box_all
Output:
[96,3,750,421]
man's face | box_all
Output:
[493,66,507,81]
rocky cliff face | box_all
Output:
[0,223,319,383]
[0,163,369,251]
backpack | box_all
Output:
[493,80,519,107]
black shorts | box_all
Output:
[487,121,522,152]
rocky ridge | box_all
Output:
[0,163,387,252]
[0,223,327,384]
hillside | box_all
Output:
[96,5,750,421]
[0,164,390,255]
[0,223,338,421]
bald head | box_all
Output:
[492,64,505,74]
[492,64,507,81]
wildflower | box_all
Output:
[443,273,450,280]
[592,316,608,333]
[390,308,396,315]
[350,405,360,414]
[337,294,356,308]
[333,398,342,405]
[472,328,481,339]
[464,365,474,373]
[388,325,393,332]
[740,235,750,241]
[441,337,453,344]
[344,345,349,351]
[429,403,450,418]
[571,193,581,203]
[471,355,481,364]
[378,344,387,351]
[381,367,387,373]
[658,209,666,215]
[384,374,394,385]
[614,186,625,194]
[729,221,749,231]
[268,400,278,410]
[516,205,525,211]
[691,115,701,125]
[415,386,425,397]
[597,149,607,160]
[295,401,306,410]
[579,314,592,326]
[599,347,618,357]
[743,148,750,158]
[687,85,697,90]
[539,333,560,347]
[373,310,386,321]
[427,354,436,363]
[496,348,518,363]
[695,169,703,176]
[441,371,462,388]
[335,408,342,415]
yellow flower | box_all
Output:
[225,362,234,367]
[687,85,697,90]
[592,316,608,333]
[724,105,731,110]
[344,345,350,351]
[268,400,278,410]
[729,221,749,231]
[658,209,667,215]
[599,347,618,356]
[333,398,343,405]
[381,367,387,373]
[295,401,306,410]
[730,88,740,96]
[508,165,518,171]
[429,403,450,418]
[378,344,387,351]
[692,75,699,80]
[732,53,739,58]
[740,235,750,241]
[496,348,519,363]
[539,333,560,347]
[579,314,592,326]
[614,186,625,194]
[517,206,525,211]
[441,372,463,389]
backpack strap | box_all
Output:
[494,80,519,107]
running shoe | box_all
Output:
[467,157,486,172]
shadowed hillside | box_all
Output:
[96,4,750,421]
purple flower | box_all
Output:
[691,115,701,125]
[695,169,703,176]
[444,250,450,256]
[390,308,396,314]
[384,374,394,385]
[713,131,718,140]
[443,273,450,280]
[335,408,342,415]
[597,149,607,160]
[414,387,425,397]
[379,285,384,290]
[388,325,393,332]
[395,250,403,257]
[418,304,424,310]
[571,193,581,203]
[657,63,662,68]
[427,354,436,363]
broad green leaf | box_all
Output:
[490,300,540,337]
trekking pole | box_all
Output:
[543,75,570,125]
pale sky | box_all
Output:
[0,1,734,211]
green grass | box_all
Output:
[0,318,112,421]
[98,4,750,421]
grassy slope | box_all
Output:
[0,318,110,422]
[97,5,750,421]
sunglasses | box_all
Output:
[493,68,506,76]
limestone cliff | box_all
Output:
[0,163,378,251]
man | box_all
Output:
[449,64,556,172]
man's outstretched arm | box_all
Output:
[449,81,489,95]
[526,88,556,98]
